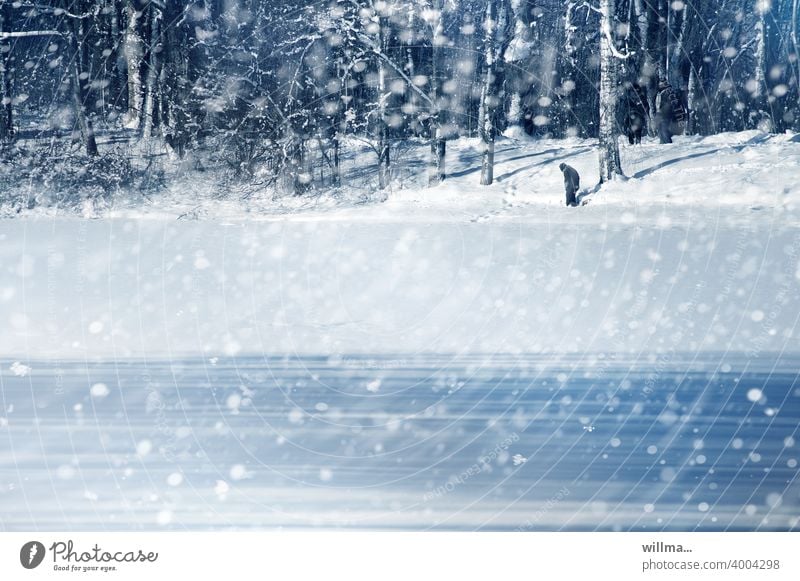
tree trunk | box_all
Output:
[161,0,191,155]
[480,103,495,185]
[333,134,341,187]
[0,2,12,141]
[752,3,769,129]
[428,0,447,186]
[378,129,390,189]
[67,11,98,156]
[480,0,509,186]
[794,0,800,113]
[686,65,699,135]
[108,0,123,112]
[124,0,146,130]
[754,10,767,100]
[376,14,390,190]
[505,0,530,132]
[598,0,622,183]
[142,4,162,138]
[377,60,390,189]
[430,129,446,185]
[668,2,688,85]
[507,92,522,127]
[634,0,662,136]
[291,142,307,195]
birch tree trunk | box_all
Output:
[752,1,769,129]
[104,0,124,121]
[377,13,390,190]
[686,65,699,135]
[668,2,688,84]
[754,8,767,98]
[124,0,146,130]
[479,0,497,186]
[428,0,447,186]
[142,4,162,139]
[598,0,622,182]
[480,0,510,186]
[505,0,529,131]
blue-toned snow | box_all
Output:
[1,354,797,531]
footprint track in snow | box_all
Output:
[470,196,529,222]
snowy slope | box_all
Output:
[1,131,799,359]
[91,129,800,224]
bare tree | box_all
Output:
[598,0,629,182]
[63,0,99,156]
[124,0,146,130]
[479,0,512,186]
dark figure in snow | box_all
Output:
[624,83,649,145]
[655,80,674,143]
[625,107,646,145]
[559,163,580,207]
[655,80,685,144]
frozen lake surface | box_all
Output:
[1,353,798,531]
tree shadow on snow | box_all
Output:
[631,133,772,180]
[495,147,593,182]
[449,146,591,180]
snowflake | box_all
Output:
[9,362,31,377]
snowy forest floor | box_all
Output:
[2,129,800,224]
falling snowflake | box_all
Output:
[90,383,110,398]
[9,362,30,377]
[230,464,248,480]
[214,480,230,500]
[747,388,764,403]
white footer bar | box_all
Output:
[1,532,797,580]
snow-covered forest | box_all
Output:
[0,0,798,212]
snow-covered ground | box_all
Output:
[2,131,800,358]
[119,129,800,224]
[5,129,800,224]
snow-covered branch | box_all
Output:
[355,31,437,109]
[15,3,100,20]
[0,30,62,39]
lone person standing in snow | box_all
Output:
[559,163,580,207]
